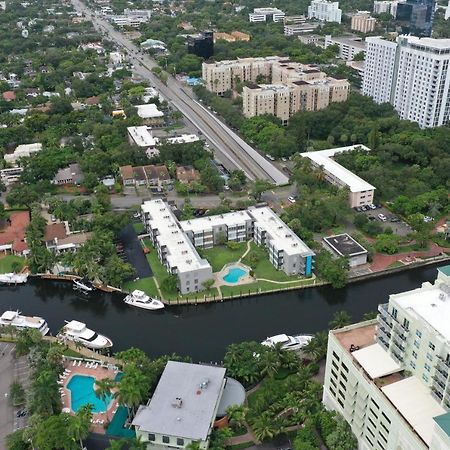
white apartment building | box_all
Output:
[284,23,319,35]
[308,0,342,23]
[323,265,450,450]
[141,200,213,295]
[248,7,285,22]
[110,9,151,27]
[300,145,376,208]
[0,167,23,185]
[350,11,377,33]
[127,126,159,158]
[4,143,42,164]
[324,35,366,60]
[363,35,450,128]
[373,0,398,17]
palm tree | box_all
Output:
[107,438,126,450]
[252,413,283,442]
[128,435,147,450]
[95,378,116,421]
[303,331,328,362]
[226,404,248,431]
[261,350,280,378]
[186,442,202,450]
[68,404,93,449]
[329,310,352,330]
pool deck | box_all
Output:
[213,262,254,288]
[60,360,120,434]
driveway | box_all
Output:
[0,342,15,450]
[118,224,152,279]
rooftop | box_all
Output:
[180,210,253,234]
[136,104,164,119]
[334,322,377,352]
[323,233,368,257]
[132,361,226,440]
[352,343,402,379]
[300,145,376,193]
[326,35,366,49]
[0,210,30,253]
[127,126,157,147]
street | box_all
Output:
[0,343,15,450]
[70,0,289,186]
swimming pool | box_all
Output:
[67,375,113,413]
[223,267,247,284]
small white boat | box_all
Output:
[124,290,165,310]
[73,278,94,293]
[58,320,113,349]
[261,334,313,351]
[0,310,49,335]
[0,273,28,285]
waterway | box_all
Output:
[0,264,442,361]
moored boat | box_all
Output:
[261,333,313,351]
[73,278,94,293]
[0,310,49,335]
[124,290,165,310]
[57,320,113,349]
[0,273,28,285]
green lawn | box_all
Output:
[0,255,25,274]
[132,222,145,234]
[198,243,247,272]
[123,276,160,298]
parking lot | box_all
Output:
[356,205,413,237]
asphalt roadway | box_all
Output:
[70,0,289,186]
[0,343,15,450]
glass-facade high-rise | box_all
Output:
[395,0,435,37]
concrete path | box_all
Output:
[239,240,253,263]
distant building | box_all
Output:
[0,167,23,186]
[373,0,398,16]
[298,34,323,45]
[323,233,368,267]
[109,51,125,65]
[322,266,450,450]
[187,31,214,59]
[395,0,435,37]
[4,143,42,165]
[213,31,251,43]
[2,91,16,102]
[133,361,227,449]
[284,22,319,35]
[140,38,166,51]
[110,9,151,27]
[363,35,450,128]
[248,7,285,22]
[446,0,450,19]
[0,211,30,255]
[135,104,164,125]
[176,166,201,184]
[119,164,171,187]
[127,126,159,158]
[308,0,342,23]
[300,145,376,208]
[44,223,91,254]
[324,35,366,60]
[52,163,84,185]
[350,11,377,32]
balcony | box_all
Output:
[377,336,389,351]
[377,326,391,342]
[392,339,406,354]
[432,389,443,404]
[378,314,393,330]
[432,377,446,395]
[391,351,404,364]
[434,366,449,385]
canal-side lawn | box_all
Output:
[0,255,26,273]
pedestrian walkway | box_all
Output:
[239,240,253,263]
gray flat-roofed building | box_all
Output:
[132,361,226,449]
[323,233,368,267]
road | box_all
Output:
[70,0,289,186]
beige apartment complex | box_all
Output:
[351,11,377,33]
[203,57,349,122]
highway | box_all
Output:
[71,0,289,186]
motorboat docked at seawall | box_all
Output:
[124,290,165,310]
[262,333,313,351]
[0,310,49,335]
[58,320,113,349]
[0,273,28,285]
[73,278,94,293]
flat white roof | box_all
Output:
[127,126,157,147]
[166,134,199,144]
[300,145,376,193]
[180,210,252,234]
[249,207,315,256]
[132,361,226,441]
[382,376,446,446]
[352,343,402,379]
[136,104,164,119]
[390,280,450,342]
[142,200,211,274]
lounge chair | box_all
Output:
[72,360,77,367]
[99,420,104,425]
[65,369,71,373]
[61,393,66,397]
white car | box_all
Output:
[288,196,296,204]
[378,213,387,222]
[265,154,275,161]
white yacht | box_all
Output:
[261,334,313,351]
[0,310,49,335]
[0,273,28,285]
[73,278,94,293]
[124,290,165,310]
[58,320,113,349]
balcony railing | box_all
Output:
[391,351,404,364]
[392,339,406,353]
[432,389,443,404]
[378,314,393,330]
[432,377,446,394]
[377,327,391,342]
[377,336,389,351]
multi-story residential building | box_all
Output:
[363,35,450,128]
[308,0,342,23]
[373,0,398,16]
[110,9,151,27]
[300,145,376,208]
[323,265,450,450]
[350,11,377,33]
[248,7,285,22]
[141,200,315,292]
[284,23,319,35]
[4,143,42,164]
[142,200,213,295]
[127,126,159,158]
[324,35,366,60]
[133,361,227,450]
[395,0,435,37]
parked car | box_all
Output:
[265,154,275,161]
[51,215,57,222]
[288,196,296,204]
[369,204,377,210]
[378,213,387,222]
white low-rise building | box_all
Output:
[300,145,375,208]
[136,104,164,124]
[110,9,151,27]
[127,126,159,158]
[4,143,42,164]
[323,265,450,450]
[308,0,342,23]
[0,167,23,185]
[323,233,368,267]
[324,35,366,60]
[249,7,285,22]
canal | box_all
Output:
[0,264,442,361]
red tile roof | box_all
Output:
[0,211,30,253]
[2,91,16,101]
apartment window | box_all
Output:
[410,361,416,369]
[163,436,170,444]
[338,398,344,408]
[148,434,156,441]
[414,340,420,349]
[425,363,431,372]
[423,374,429,383]
[412,351,418,359]
[331,369,338,380]
[381,412,391,424]
[429,342,436,351]
[341,372,348,382]
[403,318,410,330]
[341,362,349,373]
[416,329,422,338]
[392,307,398,319]
[330,387,336,397]
[371,399,379,409]
[339,381,346,391]
[426,352,433,361]
[367,422,375,435]
[177,438,184,446]
[338,389,345,399]
[330,378,337,388]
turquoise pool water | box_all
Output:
[223,267,247,284]
[67,375,113,413]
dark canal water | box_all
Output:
[0,264,442,361]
